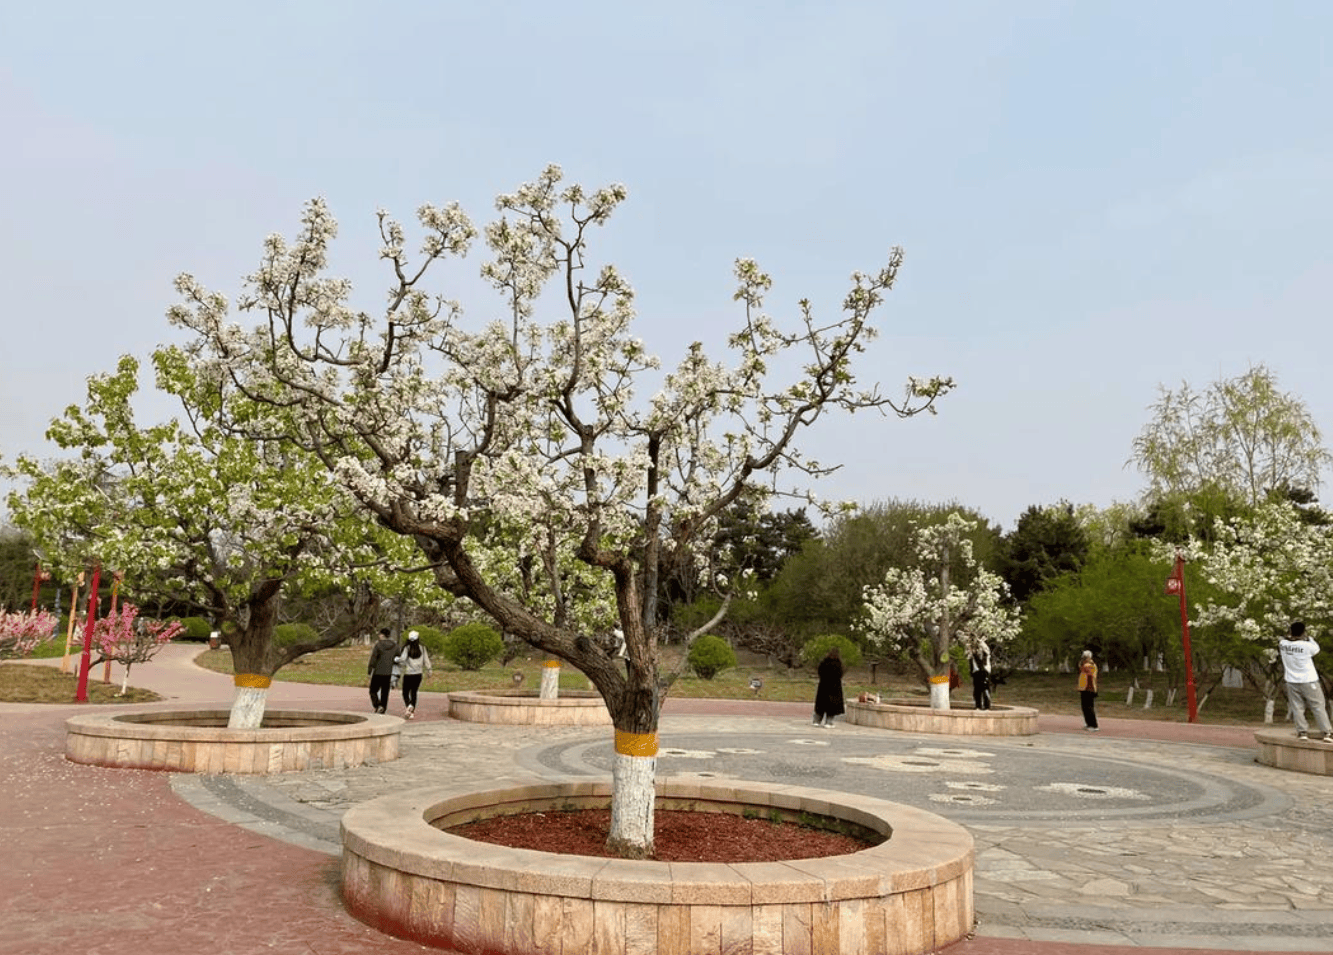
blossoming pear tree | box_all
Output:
[0,609,59,658]
[861,512,1021,709]
[1162,501,1333,719]
[6,354,441,728]
[164,165,952,856]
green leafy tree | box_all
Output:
[1000,502,1090,604]
[161,165,952,856]
[1131,364,1330,508]
[799,634,863,669]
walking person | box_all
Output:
[813,647,845,727]
[398,630,432,720]
[367,627,398,714]
[1078,649,1099,732]
[1279,621,1333,741]
[970,641,992,711]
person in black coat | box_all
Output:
[366,628,398,714]
[813,647,845,727]
[970,641,992,711]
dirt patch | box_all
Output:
[448,807,874,863]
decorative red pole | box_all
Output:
[1165,554,1198,723]
[75,565,101,703]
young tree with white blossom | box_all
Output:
[6,355,439,728]
[861,512,1021,709]
[163,164,953,856]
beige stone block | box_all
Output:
[623,902,659,955]
[810,901,839,955]
[530,894,563,955]
[719,903,753,955]
[888,888,930,955]
[750,903,784,955]
[562,897,596,954]
[451,882,481,954]
[477,886,508,951]
[592,860,674,904]
[503,890,536,954]
[654,904,689,955]
[862,896,888,955]
[687,904,723,955]
[742,862,825,905]
[592,899,627,955]
[670,863,751,905]
[836,897,865,955]
[782,903,813,955]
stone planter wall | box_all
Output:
[65,709,400,774]
[844,700,1039,736]
[1254,729,1333,776]
[341,778,974,955]
[447,689,612,726]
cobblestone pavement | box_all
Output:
[176,711,1333,952]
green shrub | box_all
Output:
[274,622,319,647]
[687,634,737,680]
[173,616,213,641]
[405,625,446,656]
[442,622,503,670]
[799,634,863,670]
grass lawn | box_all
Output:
[188,643,1276,728]
[0,662,162,704]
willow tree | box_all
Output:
[165,165,952,856]
[6,354,435,727]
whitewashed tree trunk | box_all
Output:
[929,680,951,710]
[228,684,269,729]
[1142,689,1154,709]
[540,661,560,700]
[1166,688,1177,706]
[118,669,130,697]
[608,750,655,857]
[1264,698,1275,723]
[1125,687,1135,706]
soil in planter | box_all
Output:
[448,808,874,863]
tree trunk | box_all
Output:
[228,681,270,729]
[1264,698,1275,723]
[607,748,656,858]
[540,660,560,700]
[929,678,951,709]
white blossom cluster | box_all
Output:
[1163,501,1333,641]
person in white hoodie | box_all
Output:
[1279,621,1333,741]
[397,630,433,720]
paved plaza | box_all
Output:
[2,644,1330,954]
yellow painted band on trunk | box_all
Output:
[543,660,562,668]
[614,731,659,757]
[928,674,950,684]
[234,673,272,689]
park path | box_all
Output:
[0,645,1319,955]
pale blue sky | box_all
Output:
[2,1,1330,530]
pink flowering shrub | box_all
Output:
[0,609,60,658]
[91,604,184,694]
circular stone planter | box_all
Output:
[65,709,401,774]
[447,689,612,726]
[844,699,1039,736]
[1254,728,1333,776]
[341,777,974,955]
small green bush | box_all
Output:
[174,616,213,641]
[442,622,503,670]
[799,634,863,670]
[405,625,446,656]
[275,622,319,647]
[687,634,737,680]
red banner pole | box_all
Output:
[1176,555,1198,723]
[75,565,101,703]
